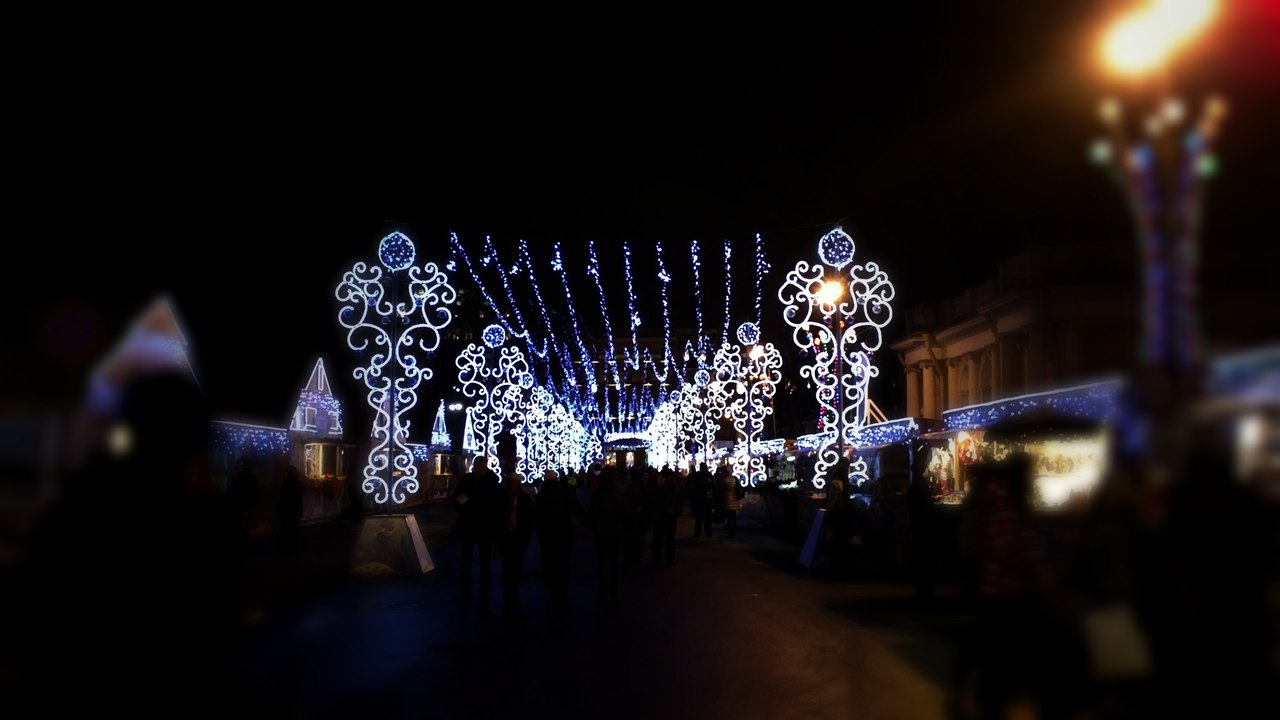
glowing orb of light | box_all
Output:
[482,324,506,348]
[378,231,417,271]
[736,321,761,346]
[695,369,711,387]
[817,228,855,269]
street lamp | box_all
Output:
[455,323,532,471]
[679,368,724,469]
[714,322,783,487]
[779,228,895,490]
[1099,0,1220,78]
[336,231,455,506]
[1091,0,1225,400]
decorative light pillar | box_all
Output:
[779,228,895,489]
[336,231,455,505]
[714,322,782,487]
[678,368,724,469]
[455,324,533,468]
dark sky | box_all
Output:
[15,2,1280,433]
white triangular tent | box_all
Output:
[291,358,343,436]
[88,296,199,406]
[72,296,201,464]
[430,400,450,450]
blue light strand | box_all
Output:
[483,234,546,360]
[552,242,598,397]
[409,443,432,462]
[449,232,527,349]
[213,421,291,456]
[623,241,642,370]
[587,240,623,390]
[942,381,1122,432]
[723,238,732,345]
[754,233,770,329]
[519,239,580,404]
[656,242,674,385]
[691,240,705,360]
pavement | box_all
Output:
[231,497,973,720]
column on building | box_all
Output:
[1026,330,1047,392]
[989,347,1001,401]
[905,367,920,418]
[946,360,960,412]
[921,365,938,418]
[1000,335,1020,397]
[967,355,979,406]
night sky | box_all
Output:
[14,2,1280,438]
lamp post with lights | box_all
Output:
[779,228,895,490]
[1092,0,1224,390]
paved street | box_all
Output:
[238,510,968,719]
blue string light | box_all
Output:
[450,233,528,349]
[519,239,579,402]
[942,381,1122,431]
[656,242,674,385]
[213,421,291,455]
[755,233,770,328]
[587,240,623,391]
[623,241,642,370]
[691,240,705,360]
[723,238,732,344]
[482,234,545,359]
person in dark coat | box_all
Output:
[451,455,501,601]
[496,472,535,610]
[227,455,258,531]
[622,468,650,567]
[276,464,304,554]
[907,465,936,601]
[648,467,681,565]
[21,372,247,713]
[535,468,586,612]
[688,462,715,538]
[589,469,627,601]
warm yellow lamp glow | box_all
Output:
[1101,0,1220,77]
[817,280,843,305]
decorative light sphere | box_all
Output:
[378,231,417,271]
[818,228,855,269]
[695,369,711,387]
[482,324,506,348]
[736,321,761,346]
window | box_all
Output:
[305,407,316,428]
[304,443,339,478]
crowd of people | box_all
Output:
[450,459,748,611]
[909,443,1278,719]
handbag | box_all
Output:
[1081,603,1152,681]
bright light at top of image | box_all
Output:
[1101,0,1220,77]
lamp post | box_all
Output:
[714,323,782,487]
[336,231,455,506]
[1091,0,1224,454]
[455,323,533,471]
[679,368,724,470]
[779,228,895,490]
